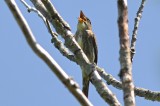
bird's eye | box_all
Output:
[86,18,91,25]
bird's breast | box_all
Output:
[77,34,83,48]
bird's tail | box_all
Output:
[81,67,90,98]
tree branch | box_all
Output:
[46,20,76,62]
[117,0,135,106]
[21,0,76,63]
[96,66,160,101]
[5,0,93,106]
[130,0,146,61]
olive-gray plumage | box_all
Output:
[75,11,98,97]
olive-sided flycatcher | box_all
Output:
[75,11,98,97]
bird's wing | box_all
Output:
[91,33,98,64]
[85,30,98,64]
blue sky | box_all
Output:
[1,0,160,106]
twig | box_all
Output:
[130,0,146,61]
[20,0,46,26]
[5,0,93,106]
[21,0,76,63]
[117,0,135,106]
[46,20,76,62]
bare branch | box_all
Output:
[46,20,76,62]
[40,0,71,31]
[5,0,93,106]
[130,0,146,61]
[20,0,46,25]
[96,67,122,89]
[135,87,160,101]
[21,0,76,63]
[117,0,135,106]
[96,66,160,101]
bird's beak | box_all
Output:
[78,10,86,23]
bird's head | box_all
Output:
[77,11,92,31]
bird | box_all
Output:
[75,10,98,97]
